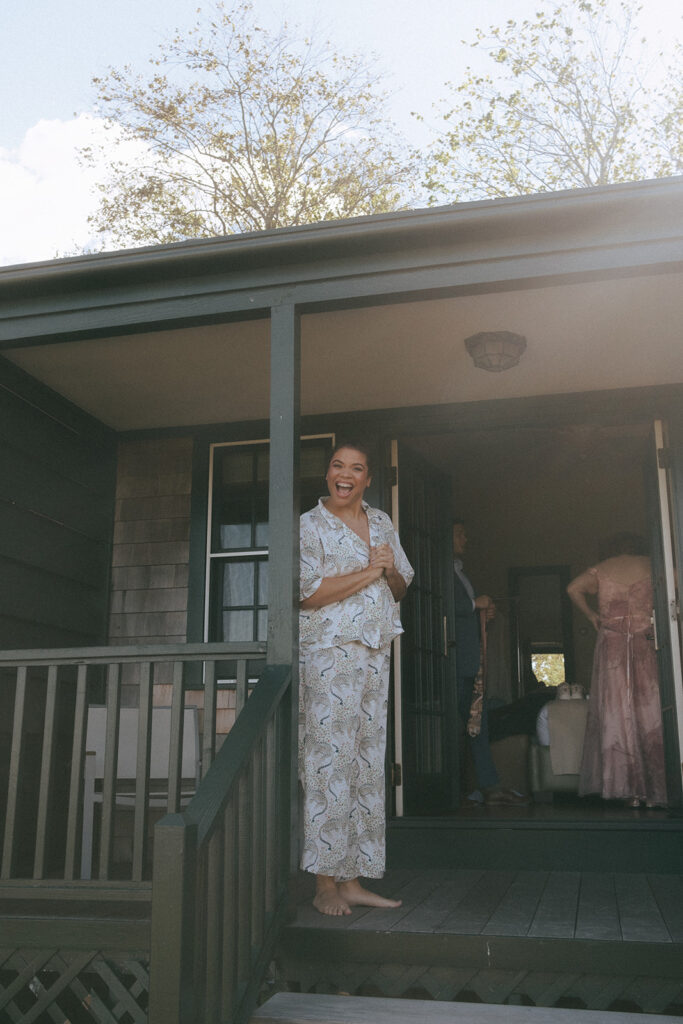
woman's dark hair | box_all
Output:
[329,439,374,475]
[599,532,648,558]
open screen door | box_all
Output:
[392,440,458,816]
[648,420,683,805]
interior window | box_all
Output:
[531,650,566,687]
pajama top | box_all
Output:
[299,498,414,652]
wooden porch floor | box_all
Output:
[289,867,683,943]
[278,869,683,1015]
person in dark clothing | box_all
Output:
[453,520,528,806]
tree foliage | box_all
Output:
[420,0,683,203]
[83,2,416,247]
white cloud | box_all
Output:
[0,115,125,267]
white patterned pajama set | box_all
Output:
[299,499,413,881]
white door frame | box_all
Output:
[654,419,683,792]
[390,439,405,817]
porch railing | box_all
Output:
[0,642,266,884]
[148,662,293,1024]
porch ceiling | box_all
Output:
[3,268,683,431]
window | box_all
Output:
[205,436,333,642]
[531,650,566,687]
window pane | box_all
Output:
[531,653,566,686]
[220,523,252,548]
[257,610,268,641]
[256,449,270,482]
[301,445,328,479]
[216,491,253,550]
[222,610,254,642]
[221,450,253,484]
[222,562,255,607]
[255,520,269,547]
[254,483,268,547]
[257,561,268,605]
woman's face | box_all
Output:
[326,447,371,506]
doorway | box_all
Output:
[392,419,682,819]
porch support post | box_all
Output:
[267,303,301,877]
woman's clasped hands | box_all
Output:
[369,543,395,576]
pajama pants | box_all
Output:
[298,642,391,881]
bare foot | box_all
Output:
[313,876,351,916]
[337,878,402,909]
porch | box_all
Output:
[1,177,683,1024]
[0,641,682,1022]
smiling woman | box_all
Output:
[298,440,414,916]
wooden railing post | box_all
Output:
[149,813,198,1024]
[268,302,301,884]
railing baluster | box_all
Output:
[132,662,153,882]
[34,665,59,878]
[236,658,248,714]
[220,792,238,1022]
[167,661,185,812]
[251,735,266,950]
[99,663,121,880]
[236,761,253,1002]
[2,667,27,878]
[64,664,89,880]
[204,824,224,1022]
[264,714,277,917]
[202,660,217,776]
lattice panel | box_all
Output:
[278,961,683,1016]
[0,949,149,1024]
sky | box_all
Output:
[1,0,681,267]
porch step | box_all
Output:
[387,815,683,872]
[253,993,683,1023]
[276,869,683,1015]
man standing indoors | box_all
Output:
[453,519,528,806]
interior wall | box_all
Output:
[406,423,651,694]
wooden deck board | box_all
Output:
[614,872,672,943]
[390,870,484,934]
[528,871,580,939]
[347,870,450,932]
[481,870,547,937]
[647,873,683,941]
[574,871,621,940]
[435,871,516,934]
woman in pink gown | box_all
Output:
[567,535,667,808]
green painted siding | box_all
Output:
[0,356,116,649]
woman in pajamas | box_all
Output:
[299,441,413,916]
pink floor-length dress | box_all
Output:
[579,568,667,805]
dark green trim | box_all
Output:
[0,917,150,951]
[267,305,301,667]
[386,817,683,873]
[2,179,682,347]
[186,437,211,645]
[280,927,683,978]
[118,382,683,447]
